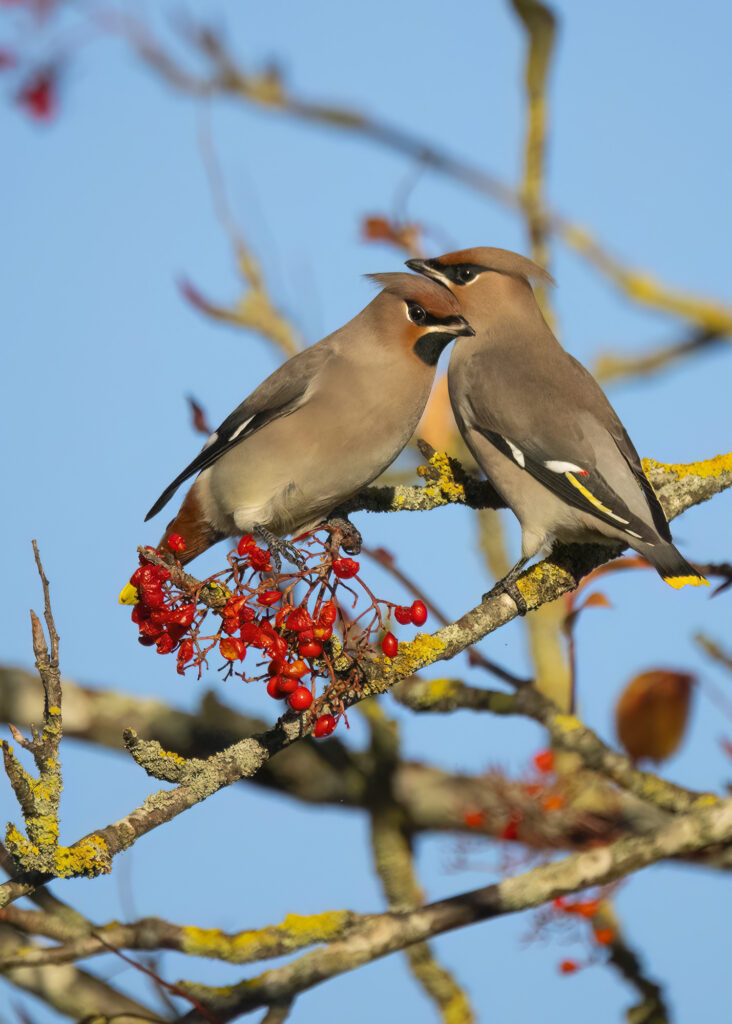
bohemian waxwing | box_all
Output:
[145,272,474,564]
[406,248,707,606]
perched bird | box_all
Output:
[145,273,474,564]
[406,247,707,606]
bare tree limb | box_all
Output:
[175,796,732,1021]
[1,453,728,907]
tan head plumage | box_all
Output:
[434,247,554,284]
[366,271,463,318]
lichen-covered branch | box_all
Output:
[0,669,669,851]
[0,921,163,1022]
[2,545,67,876]
[393,678,717,816]
[175,796,732,1021]
[0,907,357,970]
[0,453,728,907]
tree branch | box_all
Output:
[176,796,732,1021]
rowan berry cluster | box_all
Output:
[122,528,430,738]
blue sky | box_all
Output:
[2,1,731,1021]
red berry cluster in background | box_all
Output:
[123,527,430,738]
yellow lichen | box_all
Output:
[693,793,721,809]
[159,748,186,764]
[516,562,569,605]
[279,910,350,942]
[5,822,37,858]
[47,705,61,716]
[27,812,60,846]
[642,452,732,481]
[552,714,584,734]
[53,835,110,878]
[417,451,466,505]
[392,633,447,676]
[422,678,457,703]
[181,910,350,963]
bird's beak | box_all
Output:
[456,317,475,337]
[406,257,448,286]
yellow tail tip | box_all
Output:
[662,574,709,590]
[119,583,139,605]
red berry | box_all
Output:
[318,601,337,625]
[533,749,555,774]
[313,624,332,641]
[140,586,167,610]
[240,622,265,647]
[220,638,246,661]
[574,899,600,918]
[501,817,520,841]
[559,960,579,975]
[394,606,412,625]
[178,639,194,664]
[167,533,187,552]
[138,635,158,647]
[313,714,336,738]
[285,608,313,633]
[268,658,285,676]
[381,632,398,658]
[593,927,615,946]
[18,70,57,122]
[332,557,359,579]
[299,640,323,659]
[166,623,187,645]
[257,590,282,606]
[283,659,309,680]
[410,600,428,626]
[237,534,256,556]
[131,564,170,588]
[170,604,196,628]
[249,547,272,571]
[288,686,313,711]
[156,633,175,655]
[277,675,298,694]
[267,676,287,699]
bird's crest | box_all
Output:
[366,271,462,319]
[437,247,554,285]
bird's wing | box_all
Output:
[472,418,660,542]
[605,419,672,542]
[145,343,330,521]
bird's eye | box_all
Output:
[408,303,427,324]
[457,266,475,284]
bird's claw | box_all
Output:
[254,525,307,572]
[326,516,363,556]
[482,578,528,616]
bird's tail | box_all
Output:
[157,485,224,566]
[641,541,709,590]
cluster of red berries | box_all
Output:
[123,528,430,739]
[380,600,428,659]
[127,560,199,658]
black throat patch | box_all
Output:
[413,332,454,366]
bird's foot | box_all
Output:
[253,524,307,573]
[482,578,528,616]
[325,516,363,556]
